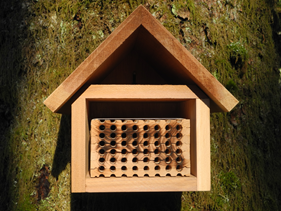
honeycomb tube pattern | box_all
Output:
[90,119,190,178]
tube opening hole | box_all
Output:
[99,166,105,172]
[154,125,160,131]
[176,156,182,163]
[110,119,115,123]
[110,174,116,177]
[110,125,116,131]
[99,149,105,155]
[110,149,116,155]
[154,149,160,155]
[132,149,138,156]
[121,140,127,146]
[176,125,182,131]
[99,174,104,177]
[99,140,105,147]
[143,125,149,131]
[110,157,116,164]
[132,125,138,131]
[132,133,138,139]
[121,157,127,163]
[166,165,172,171]
[110,133,116,138]
[165,140,171,147]
[110,166,116,172]
[99,119,105,123]
[144,166,149,171]
[154,141,160,147]
[143,149,149,155]
[121,125,127,131]
[143,157,149,163]
[132,140,138,147]
[154,133,160,139]
[143,133,148,139]
[121,133,127,139]
[176,133,182,139]
[143,140,149,146]
[176,149,182,155]
[165,133,171,139]
[99,157,105,164]
[165,125,171,131]
[110,140,116,147]
[155,174,160,177]
[132,157,138,163]
[176,165,183,171]
[99,125,105,130]
[155,165,160,171]
[121,166,127,171]
[132,166,138,171]
[165,156,172,164]
[121,149,127,155]
[176,141,182,147]
[165,149,171,155]
[154,157,160,164]
[166,173,171,176]
[99,133,105,138]
[122,174,127,177]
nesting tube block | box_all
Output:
[90,119,190,178]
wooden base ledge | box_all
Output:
[85,175,197,192]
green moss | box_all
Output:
[0,0,281,210]
[225,79,238,92]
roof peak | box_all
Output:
[44,5,238,114]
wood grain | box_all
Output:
[85,175,197,192]
[90,119,190,178]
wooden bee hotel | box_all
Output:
[44,5,238,193]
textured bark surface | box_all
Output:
[0,0,281,210]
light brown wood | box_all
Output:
[90,119,190,178]
[70,84,211,192]
[71,97,88,192]
[180,100,197,176]
[195,99,210,190]
[85,175,197,192]
[180,99,210,191]
[44,5,238,114]
[80,85,199,100]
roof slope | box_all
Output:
[44,5,238,113]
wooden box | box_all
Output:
[44,5,238,193]
[71,85,211,192]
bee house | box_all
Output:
[44,6,238,193]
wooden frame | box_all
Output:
[71,85,210,192]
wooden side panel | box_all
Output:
[196,99,210,191]
[181,100,197,177]
[71,97,88,192]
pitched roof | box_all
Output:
[44,5,238,114]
